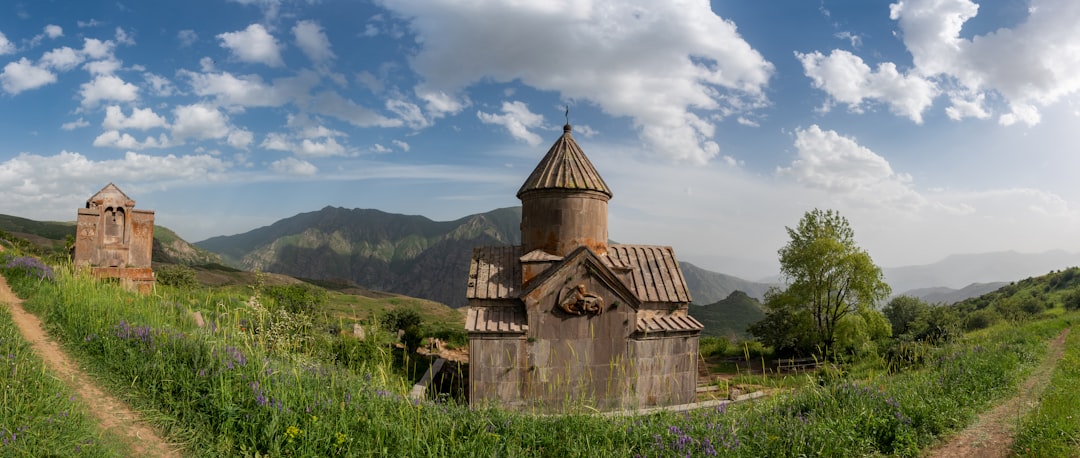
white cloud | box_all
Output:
[309,91,402,127]
[380,0,773,163]
[102,105,169,130]
[92,130,167,149]
[299,137,346,157]
[778,125,924,209]
[171,104,231,141]
[0,31,14,55]
[177,29,198,47]
[477,100,545,145]
[44,25,63,39]
[79,75,139,107]
[293,20,335,65]
[392,139,410,152]
[385,98,430,129]
[261,132,292,151]
[0,150,230,222]
[184,70,301,107]
[0,58,57,94]
[797,49,938,123]
[144,73,176,96]
[40,46,85,71]
[270,157,318,176]
[61,118,90,130]
[81,38,114,60]
[217,24,284,67]
[228,129,255,149]
[114,27,135,46]
[805,0,1080,126]
[84,58,121,76]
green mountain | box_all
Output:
[680,261,773,304]
[195,206,522,307]
[691,290,767,339]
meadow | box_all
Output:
[0,252,1076,457]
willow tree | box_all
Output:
[774,208,890,355]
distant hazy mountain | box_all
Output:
[691,290,766,339]
[194,205,774,308]
[885,250,1080,296]
[679,262,774,304]
[900,282,1010,306]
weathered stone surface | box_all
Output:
[466,125,701,412]
[73,183,155,293]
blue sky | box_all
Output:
[2,0,1080,279]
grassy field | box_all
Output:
[1,253,1078,456]
[0,300,122,457]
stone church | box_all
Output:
[465,124,703,411]
[74,183,155,292]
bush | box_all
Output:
[264,283,327,315]
[965,308,1001,331]
[156,264,198,289]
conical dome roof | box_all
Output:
[516,124,612,199]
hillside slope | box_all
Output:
[691,290,766,339]
[196,206,522,307]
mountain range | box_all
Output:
[7,206,1080,313]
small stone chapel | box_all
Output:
[465,124,703,411]
[74,183,156,292]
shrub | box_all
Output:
[156,264,198,289]
[965,308,1001,331]
[263,283,327,315]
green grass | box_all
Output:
[2,253,1077,457]
[1013,323,1080,457]
[0,303,122,457]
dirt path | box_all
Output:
[0,275,181,458]
[928,327,1070,458]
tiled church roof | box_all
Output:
[516,124,613,199]
[466,244,691,304]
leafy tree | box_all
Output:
[883,295,931,338]
[771,209,891,356]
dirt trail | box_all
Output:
[928,327,1070,458]
[0,275,181,458]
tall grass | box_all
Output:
[1013,324,1080,456]
[0,302,122,456]
[2,255,1074,457]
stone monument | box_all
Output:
[74,183,155,292]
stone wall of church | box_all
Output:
[626,334,699,407]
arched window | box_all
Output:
[105,207,126,244]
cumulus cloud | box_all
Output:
[228,129,255,149]
[778,125,924,210]
[0,150,230,221]
[477,100,545,145]
[218,24,284,67]
[92,130,167,149]
[797,50,937,123]
[803,0,1080,126]
[270,157,318,176]
[392,139,410,152]
[44,25,64,39]
[81,38,114,60]
[379,0,774,164]
[171,104,231,141]
[79,75,139,107]
[0,58,57,94]
[293,20,334,66]
[0,31,14,55]
[40,46,85,71]
[103,105,169,130]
